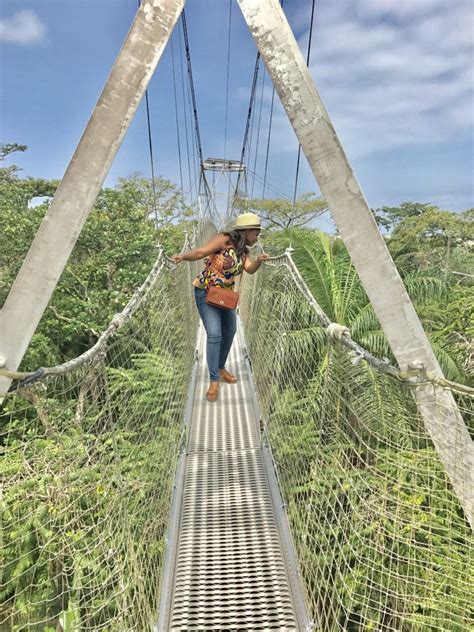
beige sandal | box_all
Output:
[219,369,238,384]
[206,382,219,402]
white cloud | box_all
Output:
[357,0,448,20]
[0,10,47,44]
[271,0,473,159]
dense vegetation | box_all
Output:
[241,215,473,629]
[262,202,473,385]
[1,147,198,630]
[1,144,472,629]
[0,145,196,369]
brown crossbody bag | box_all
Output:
[205,264,244,311]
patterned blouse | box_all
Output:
[193,242,246,291]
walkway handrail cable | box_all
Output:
[3,232,197,390]
[5,241,473,397]
[265,250,474,392]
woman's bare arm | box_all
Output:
[171,233,229,263]
[243,253,270,274]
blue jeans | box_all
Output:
[194,287,237,381]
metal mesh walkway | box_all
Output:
[157,320,310,630]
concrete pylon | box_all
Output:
[237,0,472,528]
[0,0,186,395]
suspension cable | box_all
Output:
[262,0,284,199]
[178,22,194,207]
[144,92,159,225]
[251,68,266,199]
[223,0,232,160]
[246,66,259,180]
[181,9,214,219]
[170,33,184,199]
[181,10,205,168]
[262,84,276,200]
[292,0,316,206]
[232,51,261,209]
[137,0,158,224]
[186,67,200,202]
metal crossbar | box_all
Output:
[157,321,312,630]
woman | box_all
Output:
[171,212,269,402]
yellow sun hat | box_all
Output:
[233,212,261,230]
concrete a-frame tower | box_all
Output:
[0,0,472,526]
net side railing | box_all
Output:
[239,252,473,631]
[0,226,210,631]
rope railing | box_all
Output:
[266,248,474,394]
[266,250,403,379]
[3,252,166,388]
[0,226,209,631]
[2,222,472,631]
[2,231,198,390]
[239,256,473,631]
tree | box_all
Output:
[388,207,473,275]
[372,201,439,232]
[235,192,327,230]
[266,228,468,382]
[0,142,27,183]
[116,172,194,225]
[240,227,472,629]
[0,169,193,368]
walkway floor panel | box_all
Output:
[166,322,304,630]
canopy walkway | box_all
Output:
[1,1,473,630]
[2,227,473,630]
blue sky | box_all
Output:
[1,0,473,221]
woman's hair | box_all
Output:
[223,230,249,259]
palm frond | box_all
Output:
[356,330,393,359]
[292,248,335,318]
[403,272,447,302]
[350,303,381,338]
[428,338,466,383]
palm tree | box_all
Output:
[274,228,465,382]
[242,227,472,630]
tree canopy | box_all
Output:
[0,147,196,369]
[235,192,327,230]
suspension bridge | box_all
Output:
[1,1,473,630]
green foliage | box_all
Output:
[244,262,473,629]
[372,201,440,232]
[0,163,195,369]
[115,172,194,225]
[389,206,473,272]
[2,142,472,630]
[2,421,179,629]
[106,350,186,431]
[293,445,473,631]
[0,142,28,183]
[263,224,471,383]
[157,219,199,255]
[235,192,327,229]
[1,314,192,628]
[1,149,196,630]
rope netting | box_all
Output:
[0,227,212,631]
[239,253,473,631]
[2,221,473,631]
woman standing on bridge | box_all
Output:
[171,213,269,402]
